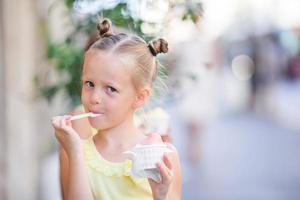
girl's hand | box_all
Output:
[51,115,82,157]
[142,133,181,200]
[148,153,174,200]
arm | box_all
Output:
[53,115,93,200]
[61,148,93,200]
[60,107,94,199]
[59,148,69,200]
[60,148,94,200]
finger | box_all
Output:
[51,116,59,124]
[163,153,173,170]
[51,117,57,127]
[157,162,172,184]
[61,116,66,128]
[61,115,71,130]
[51,116,58,124]
[65,115,72,126]
[157,162,171,183]
[52,116,62,129]
[62,115,75,133]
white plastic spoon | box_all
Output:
[70,112,101,121]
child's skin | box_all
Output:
[52,49,182,200]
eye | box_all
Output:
[106,86,118,93]
[84,81,94,88]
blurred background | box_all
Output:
[1,0,300,199]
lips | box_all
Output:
[89,109,104,115]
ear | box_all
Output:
[133,87,151,109]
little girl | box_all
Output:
[51,18,182,200]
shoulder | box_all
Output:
[70,106,93,139]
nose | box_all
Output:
[90,90,102,104]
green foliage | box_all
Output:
[182,3,203,23]
[64,0,75,10]
[35,41,83,105]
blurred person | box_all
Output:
[287,52,300,80]
[165,9,220,167]
[51,19,182,200]
[250,33,286,112]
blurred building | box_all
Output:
[0,0,71,199]
[0,0,41,199]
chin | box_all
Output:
[88,118,109,130]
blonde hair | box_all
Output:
[86,18,168,91]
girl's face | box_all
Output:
[81,50,139,130]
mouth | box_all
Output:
[89,109,104,115]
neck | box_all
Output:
[94,114,145,149]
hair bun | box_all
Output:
[148,38,168,56]
[97,18,113,38]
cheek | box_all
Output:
[107,95,135,115]
[120,94,135,107]
[81,91,88,105]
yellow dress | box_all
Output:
[82,137,153,200]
